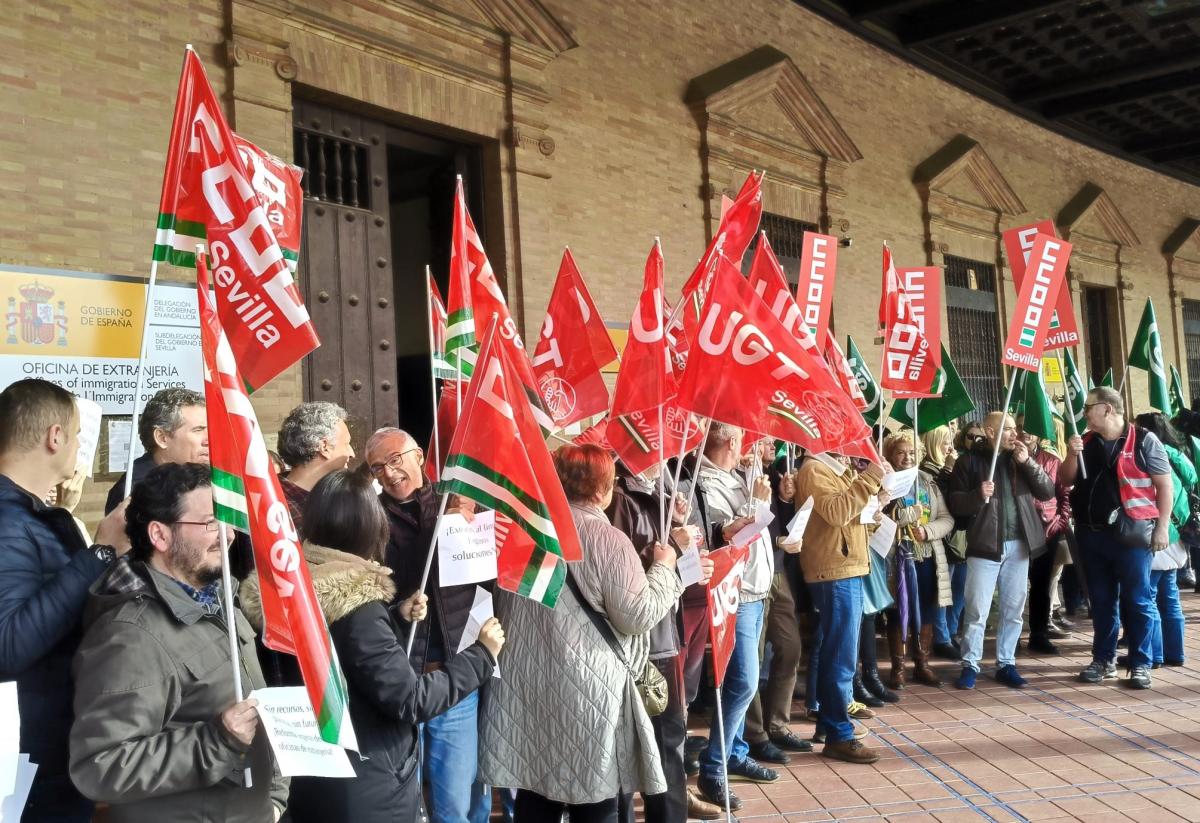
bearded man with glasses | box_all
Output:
[364,427,491,823]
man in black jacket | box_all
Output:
[0,378,129,821]
[946,410,1054,691]
[366,426,490,823]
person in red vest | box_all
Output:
[1062,386,1174,690]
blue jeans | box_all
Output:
[805,609,821,712]
[700,598,765,779]
[423,689,491,823]
[960,540,1029,672]
[1079,529,1155,669]
[934,562,968,644]
[808,576,863,744]
[1150,569,1185,665]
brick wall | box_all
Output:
[4,0,1199,529]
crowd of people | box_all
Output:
[1,377,1196,823]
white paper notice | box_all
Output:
[0,754,37,822]
[106,419,145,474]
[731,501,774,548]
[677,548,704,587]
[783,497,815,545]
[883,468,919,502]
[456,587,500,678]
[859,496,880,525]
[75,397,102,477]
[437,511,497,587]
[869,514,898,558]
[251,687,356,778]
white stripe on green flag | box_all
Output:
[153,213,206,267]
[440,455,562,558]
[519,547,565,607]
[211,467,249,531]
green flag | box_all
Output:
[846,335,882,427]
[889,344,976,429]
[1006,369,1027,415]
[1100,368,1113,388]
[1170,365,1186,418]
[1062,349,1087,435]
[1191,435,1200,477]
[1021,363,1056,442]
[1127,298,1171,414]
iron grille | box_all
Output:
[1084,288,1114,386]
[293,128,370,209]
[742,212,819,281]
[1184,299,1200,408]
[943,254,1001,418]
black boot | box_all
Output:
[853,672,885,708]
[862,667,900,703]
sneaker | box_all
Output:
[955,667,977,690]
[811,722,869,743]
[1028,634,1059,655]
[727,758,779,784]
[848,700,876,720]
[994,664,1027,688]
[696,774,741,811]
[803,707,820,723]
[821,739,881,765]
[1128,665,1153,689]
[769,730,814,753]
[1079,660,1117,683]
[747,740,790,765]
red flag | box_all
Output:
[612,242,673,418]
[892,266,943,398]
[425,380,465,484]
[707,545,751,686]
[444,178,478,376]
[197,255,355,748]
[438,320,583,606]
[607,405,704,476]
[232,135,305,271]
[158,48,318,391]
[823,334,868,411]
[747,234,820,353]
[795,232,839,349]
[682,171,764,295]
[879,247,937,395]
[675,254,870,453]
[572,418,611,450]
[532,249,619,429]
[1003,221,1081,350]
[1002,234,1072,373]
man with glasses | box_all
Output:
[70,462,288,821]
[1061,387,1173,689]
[365,427,490,823]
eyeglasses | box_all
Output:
[1084,402,1108,412]
[965,433,984,442]
[173,519,219,532]
[369,448,421,477]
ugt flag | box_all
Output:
[157,47,318,390]
[708,545,750,686]
[198,254,356,750]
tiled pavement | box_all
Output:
[686,594,1200,822]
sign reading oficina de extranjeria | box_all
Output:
[0,266,202,413]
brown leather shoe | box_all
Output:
[687,788,723,820]
[821,739,881,765]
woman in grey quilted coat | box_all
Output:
[479,444,684,821]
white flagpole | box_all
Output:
[405,493,452,656]
[425,267,442,483]
[123,258,160,498]
[714,687,733,823]
[218,520,253,788]
[1056,350,1087,479]
[987,372,1019,493]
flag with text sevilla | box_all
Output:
[158,48,318,391]
[879,246,937,395]
[1002,234,1071,373]
[708,545,750,686]
[438,321,583,607]
[532,249,618,430]
[675,254,870,453]
[1003,220,1081,351]
[198,255,356,750]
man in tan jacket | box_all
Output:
[795,452,886,764]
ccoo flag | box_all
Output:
[1127,298,1171,414]
[1001,234,1071,373]
[888,345,975,430]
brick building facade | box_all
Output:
[5,0,1200,528]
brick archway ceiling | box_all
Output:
[792,0,1200,187]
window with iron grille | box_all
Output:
[943,254,1001,419]
[742,213,819,282]
[1183,299,1200,408]
[293,127,371,209]
[1084,287,1115,386]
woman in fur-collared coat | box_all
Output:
[241,470,504,823]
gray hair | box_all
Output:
[138,388,205,453]
[277,402,348,466]
[1088,386,1125,416]
[705,422,742,455]
[364,426,416,459]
